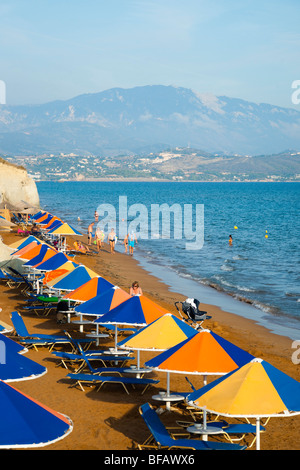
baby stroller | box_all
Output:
[174,298,211,329]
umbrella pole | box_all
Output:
[256,417,261,450]
[114,325,118,350]
[137,349,140,369]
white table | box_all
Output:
[86,331,109,346]
[187,423,224,441]
[152,392,185,411]
[72,319,93,333]
[124,366,152,379]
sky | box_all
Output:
[1,0,300,109]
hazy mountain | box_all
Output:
[0,85,300,155]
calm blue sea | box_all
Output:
[37,181,300,338]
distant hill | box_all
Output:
[0,85,300,155]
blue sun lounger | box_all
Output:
[138,403,246,450]
[10,310,81,351]
[66,373,159,394]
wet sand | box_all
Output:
[0,230,299,451]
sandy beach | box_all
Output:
[0,229,299,451]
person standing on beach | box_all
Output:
[107,228,116,254]
[123,233,129,253]
[128,231,137,255]
[95,227,104,252]
[88,222,94,245]
[130,281,143,296]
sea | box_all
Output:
[37,181,300,340]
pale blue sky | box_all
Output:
[1,0,300,108]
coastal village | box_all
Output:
[3,148,300,182]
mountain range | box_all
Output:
[0,85,300,156]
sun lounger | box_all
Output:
[10,310,74,351]
[176,419,265,448]
[67,373,159,394]
[22,304,57,316]
[138,403,246,451]
[52,347,134,371]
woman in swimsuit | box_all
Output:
[130,281,143,296]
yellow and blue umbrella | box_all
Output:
[95,295,169,352]
[145,329,253,414]
[118,313,198,370]
[46,265,98,292]
[47,222,82,236]
[187,358,300,449]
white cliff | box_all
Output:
[0,158,40,209]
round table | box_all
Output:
[124,366,152,379]
[103,348,131,356]
[152,392,185,411]
[187,423,224,441]
[72,320,93,333]
[86,331,109,346]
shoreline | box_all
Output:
[0,229,299,450]
[131,247,300,341]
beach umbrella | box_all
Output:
[74,286,131,315]
[37,213,55,226]
[0,332,27,355]
[63,276,114,303]
[9,235,41,251]
[0,321,13,335]
[13,243,47,262]
[44,219,63,231]
[47,222,82,236]
[31,210,47,221]
[95,295,169,352]
[0,379,73,448]
[0,217,16,229]
[145,329,253,414]
[42,261,79,285]
[32,252,72,272]
[187,357,300,449]
[0,349,47,382]
[47,222,82,252]
[118,313,198,370]
[23,245,56,267]
[34,212,52,224]
[11,241,40,258]
[45,265,98,292]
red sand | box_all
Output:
[0,230,299,450]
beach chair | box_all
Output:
[10,310,73,351]
[0,270,24,289]
[137,403,246,451]
[175,419,266,449]
[67,373,159,394]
